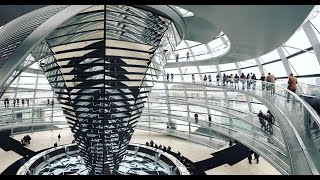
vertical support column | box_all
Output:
[234,62,242,76]
[184,40,199,130]
[203,85,211,117]
[196,66,211,123]
[185,41,202,82]
[162,69,172,128]
[161,44,174,129]
[277,47,291,77]
[147,96,151,128]
[31,73,39,134]
[278,46,306,94]
[215,65,222,86]
[178,67,191,133]
[196,65,203,83]
[255,57,265,74]
[303,21,320,66]
[217,61,233,124]
[51,93,55,132]
[12,74,21,126]
[103,6,107,173]
[236,63,253,112]
[222,90,233,124]
[215,65,221,74]
[219,33,228,47]
[205,44,213,58]
[245,94,253,112]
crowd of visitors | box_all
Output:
[145,140,197,174]
[3,98,30,108]
[2,98,56,108]
[163,71,296,100]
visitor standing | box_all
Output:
[287,73,297,102]
[194,113,198,123]
[216,73,220,86]
[186,51,190,61]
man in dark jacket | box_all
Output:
[254,152,260,164]
[194,113,198,123]
[248,149,253,164]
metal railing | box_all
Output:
[148,79,320,174]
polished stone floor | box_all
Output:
[0,127,280,175]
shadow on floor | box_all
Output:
[194,142,249,172]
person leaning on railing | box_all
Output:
[266,72,276,96]
[266,110,275,134]
[257,110,267,131]
[251,73,257,90]
[287,73,298,103]
[222,73,227,86]
[216,73,220,86]
[260,73,266,90]
[240,73,246,90]
[246,73,251,89]
[203,74,207,84]
[234,74,239,89]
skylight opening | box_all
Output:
[175,6,194,17]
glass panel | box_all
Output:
[191,44,207,55]
[16,92,34,99]
[259,49,280,63]
[281,46,291,57]
[282,46,300,55]
[262,61,287,77]
[208,38,224,49]
[174,49,189,62]
[37,85,53,90]
[172,110,188,117]
[284,28,311,53]
[29,63,40,69]
[251,103,268,113]
[19,77,37,84]
[288,50,320,76]
[298,78,320,96]
[199,65,216,73]
[35,91,54,98]
[20,72,37,77]
[297,77,319,86]
[17,85,36,89]
[164,68,180,75]
[222,70,238,76]
[37,78,50,84]
[175,6,194,17]
[185,40,201,47]
[239,59,257,68]
[195,53,212,61]
[241,66,261,78]
[309,22,320,43]
[219,63,236,71]
[175,40,187,50]
[183,66,199,74]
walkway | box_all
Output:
[145,80,320,174]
